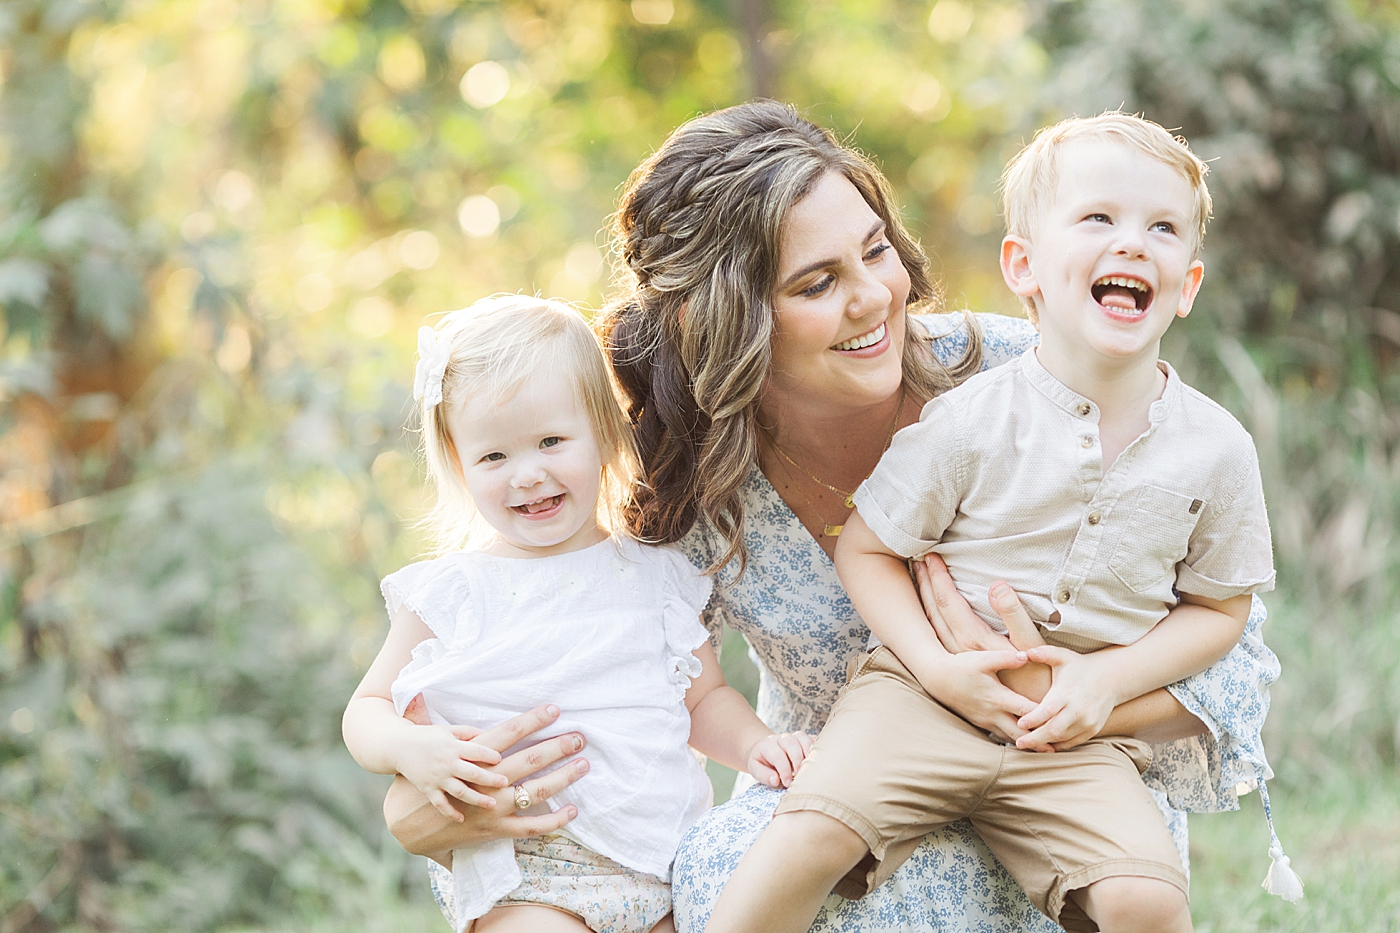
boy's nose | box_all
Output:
[1112,227,1149,258]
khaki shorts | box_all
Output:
[775,648,1187,932]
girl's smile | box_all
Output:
[445,368,607,558]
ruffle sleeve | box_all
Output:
[1142,594,1280,812]
[380,556,478,650]
[674,519,729,651]
[655,544,715,699]
[917,311,1038,371]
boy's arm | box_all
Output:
[1014,592,1251,751]
[685,641,811,788]
[834,513,1035,743]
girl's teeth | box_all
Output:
[833,322,886,351]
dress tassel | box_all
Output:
[1256,781,1304,902]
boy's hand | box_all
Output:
[746,731,813,789]
[395,721,512,820]
[1014,647,1126,752]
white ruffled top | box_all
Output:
[385,536,715,930]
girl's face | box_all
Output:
[445,367,607,558]
[767,171,911,410]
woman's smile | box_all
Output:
[831,320,888,353]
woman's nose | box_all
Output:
[848,262,893,317]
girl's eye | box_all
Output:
[540,436,561,449]
[800,274,835,298]
[482,452,506,463]
[865,242,892,262]
[1086,213,1111,224]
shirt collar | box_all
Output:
[1017,347,1182,424]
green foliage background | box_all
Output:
[1,0,1397,929]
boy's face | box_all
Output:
[1000,139,1205,369]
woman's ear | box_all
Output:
[999,235,1038,299]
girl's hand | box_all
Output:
[395,722,511,819]
[1014,646,1125,753]
[386,705,591,861]
[746,731,813,789]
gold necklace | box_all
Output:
[768,392,906,537]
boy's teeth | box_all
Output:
[833,322,886,351]
[1093,275,1148,292]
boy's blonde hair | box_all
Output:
[419,295,638,553]
[1000,111,1213,319]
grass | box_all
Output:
[1190,774,1400,932]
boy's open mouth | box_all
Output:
[514,494,563,515]
[1091,276,1153,314]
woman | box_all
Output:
[601,101,1277,932]
[386,101,1278,932]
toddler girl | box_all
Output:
[342,296,810,933]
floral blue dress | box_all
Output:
[670,312,1282,933]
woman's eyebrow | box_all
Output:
[778,220,886,290]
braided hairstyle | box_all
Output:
[600,100,980,574]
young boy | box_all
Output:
[704,114,1277,933]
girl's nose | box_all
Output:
[510,455,547,487]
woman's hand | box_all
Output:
[385,705,591,862]
[746,731,813,789]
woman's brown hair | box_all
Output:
[600,100,981,574]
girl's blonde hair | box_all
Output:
[601,100,982,575]
[420,295,638,553]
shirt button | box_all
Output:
[1088,511,1101,525]
[1077,402,1091,416]
[1081,436,1094,448]
[1057,589,1072,603]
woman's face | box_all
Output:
[767,171,911,410]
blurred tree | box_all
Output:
[2,0,1398,928]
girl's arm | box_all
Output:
[342,606,510,818]
[685,641,812,788]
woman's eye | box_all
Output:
[864,242,892,262]
[540,436,561,449]
[800,274,835,298]
[482,452,506,463]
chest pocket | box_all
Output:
[1108,485,1204,594]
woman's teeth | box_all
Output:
[833,322,886,351]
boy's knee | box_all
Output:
[767,810,868,871]
[1074,875,1191,933]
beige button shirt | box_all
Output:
[854,348,1275,652]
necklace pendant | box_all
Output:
[823,523,843,537]
[844,495,856,509]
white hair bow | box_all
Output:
[413,326,451,408]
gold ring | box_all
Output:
[513,784,531,810]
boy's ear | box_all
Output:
[1000,236,1039,299]
[1175,259,1205,319]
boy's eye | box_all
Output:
[1151,221,1176,234]
[800,274,835,298]
[482,452,506,463]
[865,242,892,262]
[540,436,561,449]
